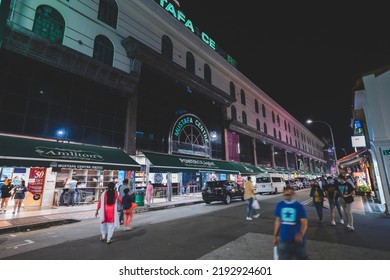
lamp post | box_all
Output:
[306,119,339,175]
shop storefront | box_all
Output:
[0,133,140,208]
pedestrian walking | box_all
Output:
[309,180,324,224]
[324,176,344,226]
[273,186,308,260]
[244,176,260,221]
[337,174,355,232]
[12,179,27,214]
[122,188,137,230]
[95,182,122,244]
[1,178,14,213]
[145,181,153,207]
[117,178,131,224]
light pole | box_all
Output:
[306,119,339,175]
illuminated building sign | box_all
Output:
[169,114,211,157]
[155,0,238,68]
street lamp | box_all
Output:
[306,119,339,175]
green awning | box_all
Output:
[0,134,140,170]
[228,162,268,174]
[142,151,239,174]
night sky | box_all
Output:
[177,1,390,157]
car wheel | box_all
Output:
[224,195,231,204]
[205,201,211,204]
[274,187,278,194]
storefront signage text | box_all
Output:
[155,0,237,68]
[179,158,216,168]
[172,114,210,145]
[35,146,104,161]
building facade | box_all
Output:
[352,67,390,214]
[0,0,327,178]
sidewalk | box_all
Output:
[0,193,204,234]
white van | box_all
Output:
[255,173,286,194]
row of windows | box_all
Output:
[231,105,321,156]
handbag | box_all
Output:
[273,246,279,260]
[344,195,354,204]
[252,198,260,209]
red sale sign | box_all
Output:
[25,167,46,206]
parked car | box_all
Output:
[286,180,300,191]
[202,180,244,204]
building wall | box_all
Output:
[5,0,325,165]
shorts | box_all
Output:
[328,198,336,209]
[14,193,25,199]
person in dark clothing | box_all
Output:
[122,188,136,230]
[310,180,325,224]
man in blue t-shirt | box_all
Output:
[273,186,308,259]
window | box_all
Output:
[284,120,287,130]
[273,128,277,138]
[255,99,259,113]
[186,51,195,73]
[33,5,65,43]
[256,119,260,131]
[286,135,288,143]
[162,35,173,60]
[204,63,211,83]
[97,0,118,29]
[263,123,267,134]
[277,115,280,126]
[279,131,282,139]
[272,111,275,123]
[93,35,114,66]
[231,106,237,121]
[230,82,235,99]
[240,89,246,105]
[262,104,266,118]
[242,111,247,125]
[288,123,291,133]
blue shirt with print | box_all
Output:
[274,200,307,243]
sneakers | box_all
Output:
[346,224,351,228]
[339,219,345,224]
[331,221,336,226]
[107,240,112,244]
[253,214,260,218]
[100,236,106,242]
[246,217,253,221]
[348,227,355,232]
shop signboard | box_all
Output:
[25,167,46,207]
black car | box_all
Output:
[202,180,244,204]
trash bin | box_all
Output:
[135,190,145,206]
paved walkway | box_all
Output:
[0,193,203,234]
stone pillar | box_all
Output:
[271,144,276,167]
[124,92,138,155]
[252,137,257,165]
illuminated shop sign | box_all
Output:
[155,0,238,68]
[35,146,104,161]
[170,114,211,157]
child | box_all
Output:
[122,188,136,230]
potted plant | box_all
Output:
[356,185,371,195]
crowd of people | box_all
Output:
[272,173,356,260]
